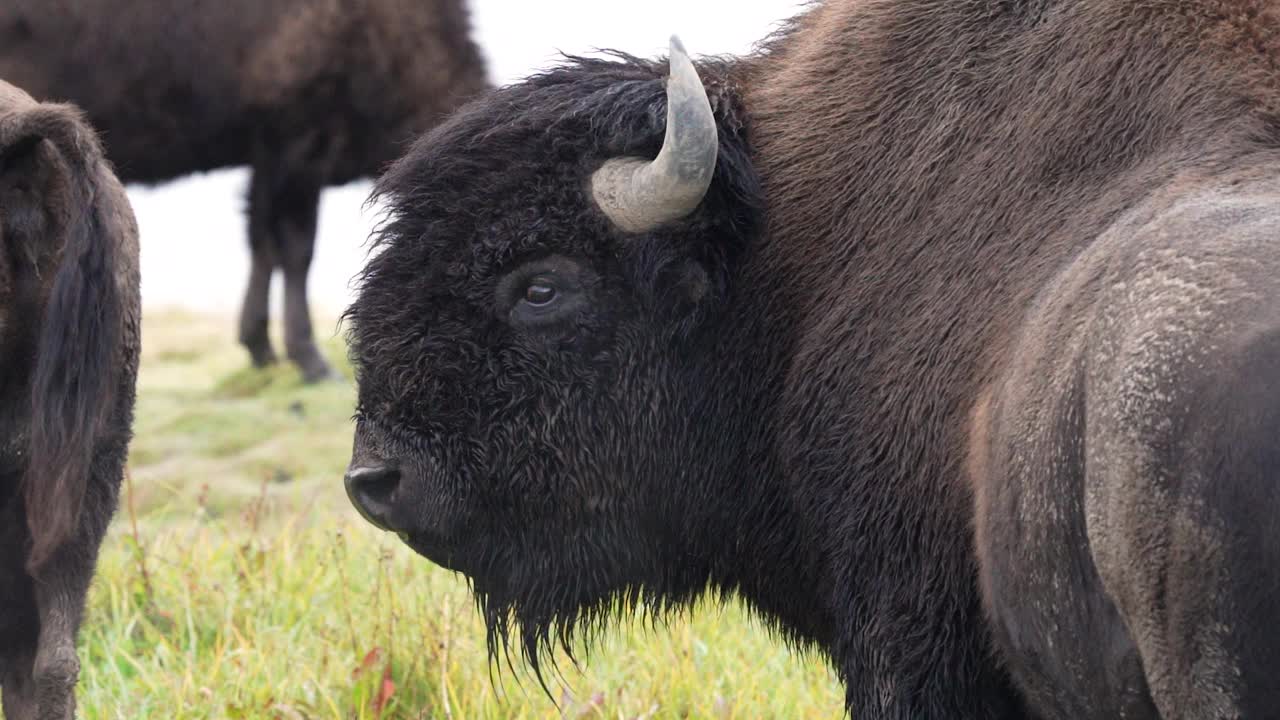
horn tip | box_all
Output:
[669,35,688,59]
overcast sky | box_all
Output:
[131,0,806,315]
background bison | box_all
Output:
[345,1,1280,717]
[0,0,488,381]
[0,81,139,720]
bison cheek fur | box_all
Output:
[345,56,765,674]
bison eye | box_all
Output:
[496,255,593,331]
[523,281,557,307]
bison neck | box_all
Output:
[712,0,1280,713]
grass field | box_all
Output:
[75,311,843,719]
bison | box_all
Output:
[0,0,488,381]
[343,1,1280,717]
[0,80,140,720]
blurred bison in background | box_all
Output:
[0,80,139,720]
[0,0,489,381]
[344,1,1280,717]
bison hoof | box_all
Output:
[31,644,78,720]
[34,644,79,688]
[301,366,340,384]
[245,343,279,368]
[296,356,339,384]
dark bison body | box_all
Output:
[345,1,1280,717]
[0,81,140,720]
[0,0,488,381]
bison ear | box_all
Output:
[622,79,761,323]
[0,115,92,279]
[671,80,761,307]
[0,133,58,273]
[699,80,762,245]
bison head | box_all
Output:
[344,38,768,665]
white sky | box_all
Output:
[131,0,806,315]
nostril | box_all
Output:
[344,463,402,530]
[347,464,400,500]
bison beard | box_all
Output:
[347,0,1280,717]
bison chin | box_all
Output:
[344,422,706,678]
[461,525,699,684]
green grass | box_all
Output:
[76,311,843,719]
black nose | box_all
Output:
[344,463,402,532]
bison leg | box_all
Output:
[23,554,94,720]
[276,180,333,383]
[973,379,1160,719]
[242,164,332,381]
[240,166,280,368]
[10,469,115,720]
[0,585,81,720]
[238,254,277,368]
[1,643,39,720]
[1087,322,1280,719]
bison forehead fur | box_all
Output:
[0,79,140,720]
[347,0,1280,717]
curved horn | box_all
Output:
[591,35,718,233]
